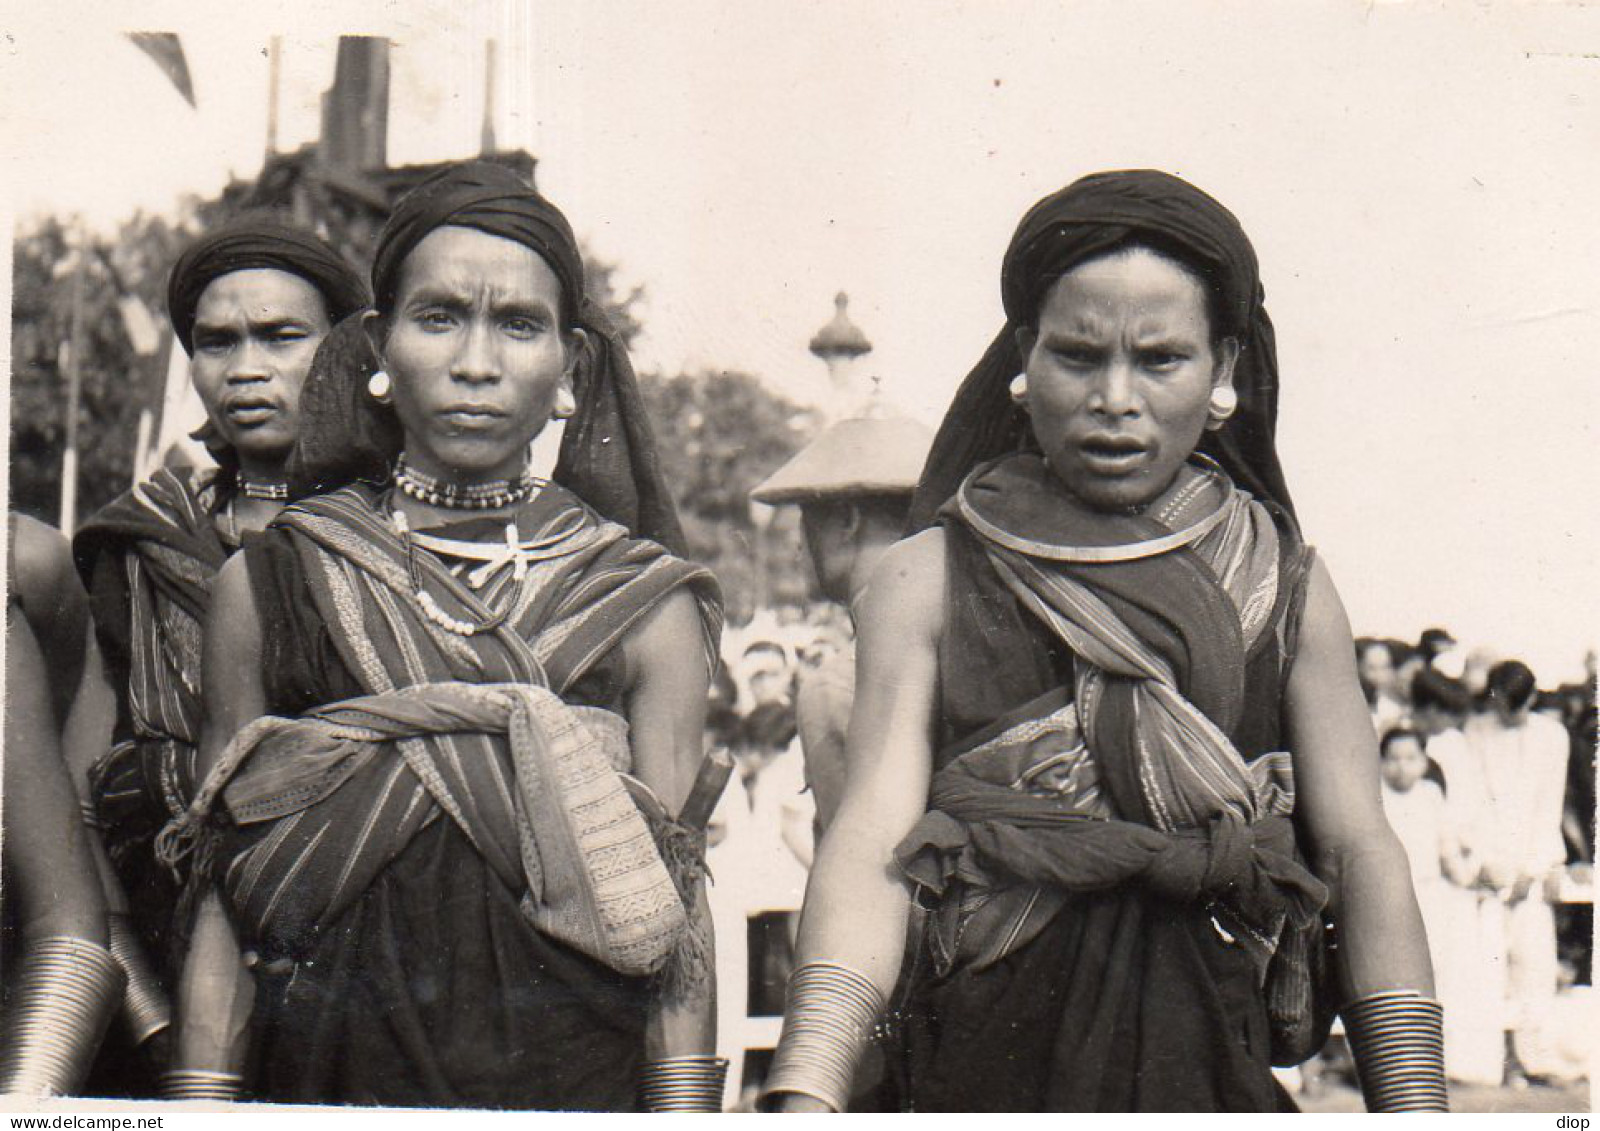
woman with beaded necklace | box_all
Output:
[763,171,1446,1112]
[159,163,726,1111]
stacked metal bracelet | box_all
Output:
[760,961,885,1113]
[106,914,172,1046]
[1343,990,1449,1111]
[159,1070,245,1101]
[0,937,126,1096]
[637,1054,729,1112]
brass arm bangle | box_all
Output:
[106,914,172,1046]
[760,961,885,1113]
[0,937,127,1096]
[637,1054,729,1112]
[159,1070,245,1101]
[1342,990,1449,1112]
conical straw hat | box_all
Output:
[750,412,933,504]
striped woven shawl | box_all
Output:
[896,455,1327,1055]
[164,485,720,976]
[76,467,229,752]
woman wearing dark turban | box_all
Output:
[763,171,1446,1112]
[67,217,366,1084]
[160,163,726,1111]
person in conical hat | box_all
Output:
[750,402,931,831]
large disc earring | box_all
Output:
[1009,373,1028,405]
[1206,385,1237,430]
[367,370,393,405]
[552,385,577,420]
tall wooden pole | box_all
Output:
[265,36,282,158]
[480,39,498,156]
[58,222,88,535]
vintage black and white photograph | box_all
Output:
[1,0,1595,1115]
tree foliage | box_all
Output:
[9,212,197,522]
[640,369,818,622]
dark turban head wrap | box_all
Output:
[908,169,1294,530]
[166,215,369,355]
[288,161,688,556]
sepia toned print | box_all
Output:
[3,0,1593,1115]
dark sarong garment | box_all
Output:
[210,484,719,1109]
[891,455,1323,1112]
[74,468,232,969]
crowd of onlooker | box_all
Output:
[1352,630,1593,1089]
[700,611,1595,1097]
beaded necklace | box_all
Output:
[394,453,542,511]
[236,474,289,501]
[390,509,512,637]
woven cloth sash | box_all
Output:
[162,681,687,978]
[957,459,1284,832]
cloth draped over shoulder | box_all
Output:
[160,486,720,980]
[895,455,1329,1088]
[288,161,687,557]
[908,169,1293,531]
[73,468,231,960]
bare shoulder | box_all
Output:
[620,585,711,694]
[1293,553,1355,663]
[9,513,77,609]
[622,586,704,660]
[856,528,947,647]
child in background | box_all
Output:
[1380,728,1474,899]
[1379,727,1486,1083]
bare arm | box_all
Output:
[769,533,944,1111]
[1286,557,1434,999]
[4,609,108,943]
[621,588,717,1059]
[9,518,128,917]
[169,553,262,1073]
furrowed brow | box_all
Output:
[491,296,557,321]
[403,285,473,311]
[246,316,315,335]
[190,319,239,341]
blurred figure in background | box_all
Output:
[1433,660,1569,1088]
[741,639,798,710]
[1410,666,1472,742]
[1376,726,1477,1081]
[749,405,931,833]
[1356,637,1407,735]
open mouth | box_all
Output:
[1077,434,1149,471]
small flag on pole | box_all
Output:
[126,32,196,108]
[117,295,162,356]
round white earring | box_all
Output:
[367,370,393,404]
[1009,373,1028,404]
[552,386,577,420]
[1206,385,1237,429]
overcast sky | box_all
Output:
[5,0,1597,680]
